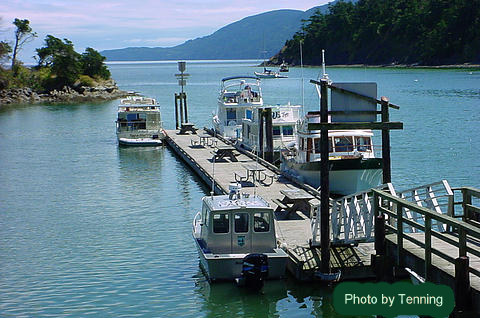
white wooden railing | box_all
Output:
[310,180,454,247]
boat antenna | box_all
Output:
[321,49,329,81]
[254,145,258,199]
[300,38,305,115]
[211,129,216,198]
[315,50,330,100]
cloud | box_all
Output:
[1,0,327,61]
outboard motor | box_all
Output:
[241,253,268,290]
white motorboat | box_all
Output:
[213,76,263,140]
[192,184,288,288]
[254,68,288,79]
[116,95,164,146]
[240,103,301,161]
[281,111,383,195]
[279,61,289,72]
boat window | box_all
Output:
[213,213,229,233]
[273,126,281,136]
[313,138,321,153]
[300,138,305,151]
[234,213,249,233]
[226,109,236,121]
[329,138,333,152]
[127,113,138,121]
[254,212,270,232]
[245,109,252,120]
[334,136,353,152]
[139,113,146,120]
[355,136,372,152]
[282,125,294,136]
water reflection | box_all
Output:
[194,269,361,318]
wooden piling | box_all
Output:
[381,96,391,184]
[264,108,273,163]
[182,92,188,123]
[320,78,331,274]
[174,93,179,129]
[455,256,470,312]
[258,109,264,156]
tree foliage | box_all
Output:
[278,0,480,66]
[11,19,37,72]
[0,41,11,64]
[81,47,110,79]
[36,35,82,88]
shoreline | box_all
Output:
[0,80,128,106]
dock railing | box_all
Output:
[452,187,480,224]
[373,187,480,309]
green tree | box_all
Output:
[80,47,110,79]
[0,41,11,64]
[36,35,81,88]
[11,19,37,74]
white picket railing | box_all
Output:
[309,180,454,247]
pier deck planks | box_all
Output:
[165,129,374,281]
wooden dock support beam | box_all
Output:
[175,92,188,128]
[264,108,273,163]
[381,96,392,184]
[455,256,471,312]
[320,78,331,274]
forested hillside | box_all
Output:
[275,0,480,66]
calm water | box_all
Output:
[0,61,478,317]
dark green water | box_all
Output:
[0,61,478,317]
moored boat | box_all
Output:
[240,103,301,162]
[254,68,288,79]
[281,112,383,195]
[116,95,164,146]
[192,184,288,288]
[213,76,263,140]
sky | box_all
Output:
[1,0,330,63]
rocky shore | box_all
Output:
[0,79,128,105]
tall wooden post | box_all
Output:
[381,96,391,184]
[174,93,179,129]
[182,92,188,123]
[179,94,184,124]
[320,79,331,273]
[258,109,264,156]
[455,256,470,312]
[264,108,273,163]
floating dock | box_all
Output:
[164,128,375,281]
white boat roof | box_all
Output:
[120,96,157,106]
[222,76,259,82]
[298,129,374,137]
[203,195,271,211]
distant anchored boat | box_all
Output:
[116,95,165,146]
[254,67,288,79]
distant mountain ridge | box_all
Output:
[101,6,327,61]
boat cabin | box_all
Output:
[241,104,301,152]
[117,101,161,134]
[296,112,376,162]
[197,191,276,255]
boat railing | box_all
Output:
[295,143,383,159]
[193,211,202,236]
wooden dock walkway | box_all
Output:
[164,128,375,281]
[374,187,480,314]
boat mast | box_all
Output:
[300,39,304,115]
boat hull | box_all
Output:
[281,157,383,195]
[194,239,288,282]
[118,137,163,146]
